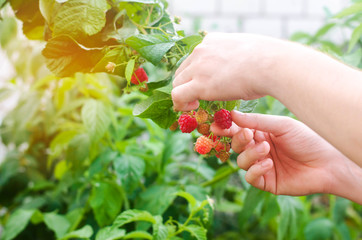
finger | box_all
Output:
[175,45,203,78]
[171,81,200,111]
[173,65,193,88]
[254,130,266,143]
[237,141,270,170]
[231,128,254,153]
[210,122,242,137]
[245,158,273,190]
[231,111,290,136]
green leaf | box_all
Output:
[61,225,93,240]
[120,1,164,26]
[89,181,123,227]
[238,99,259,113]
[152,216,168,240]
[125,59,135,83]
[0,152,19,189]
[42,35,103,77]
[314,23,336,39]
[81,99,112,141]
[135,185,179,215]
[66,134,91,165]
[177,35,203,54]
[50,130,78,156]
[53,0,109,38]
[277,196,304,240]
[0,17,17,47]
[1,209,35,240]
[133,91,176,128]
[238,187,265,229]
[112,210,156,228]
[93,47,129,77]
[113,154,145,192]
[348,23,362,52]
[95,227,125,240]
[183,225,207,240]
[225,100,240,111]
[304,218,334,240]
[176,191,197,209]
[43,212,71,239]
[8,0,45,40]
[335,3,362,18]
[124,231,153,239]
[126,34,175,65]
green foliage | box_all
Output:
[0,1,361,240]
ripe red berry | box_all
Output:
[214,141,225,152]
[214,109,232,129]
[195,136,213,154]
[131,68,148,85]
[197,123,210,135]
[178,114,198,133]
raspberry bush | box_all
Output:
[0,0,362,240]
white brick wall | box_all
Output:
[169,0,351,38]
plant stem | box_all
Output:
[201,165,239,187]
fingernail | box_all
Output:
[255,142,266,153]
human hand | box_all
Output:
[172,33,292,111]
[213,111,360,197]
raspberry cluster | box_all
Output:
[171,108,233,162]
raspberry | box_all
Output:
[195,136,213,154]
[169,121,178,131]
[197,123,210,135]
[217,151,230,163]
[214,142,225,152]
[105,62,116,73]
[195,109,209,124]
[214,109,232,129]
[178,114,198,133]
[131,68,148,85]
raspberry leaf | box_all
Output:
[126,34,176,65]
[238,99,259,113]
[133,91,176,128]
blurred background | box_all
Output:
[167,0,350,38]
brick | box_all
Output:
[265,0,304,16]
[171,0,218,15]
[220,0,261,15]
[200,17,240,33]
[242,18,283,38]
[286,18,324,37]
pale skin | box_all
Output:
[171,33,362,204]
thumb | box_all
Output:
[231,110,291,136]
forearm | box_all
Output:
[267,42,362,166]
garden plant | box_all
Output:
[0,0,362,239]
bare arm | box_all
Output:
[172,33,362,167]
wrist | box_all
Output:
[328,158,362,205]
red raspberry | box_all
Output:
[178,114,198,133]
[131,68,148,85]
[197,123,210,135]
[214,142,225,152]
[195,109,209,124]
[195,136,213,154]
[214,109,232,129]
